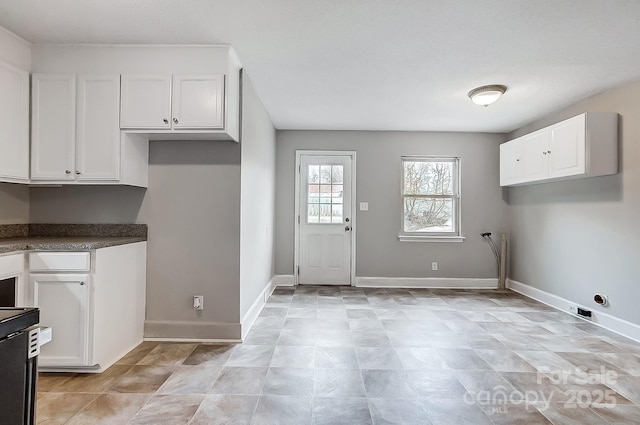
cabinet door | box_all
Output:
[31,74,76,180]
[0,60,29,181]
[499,138,523,186]
[521,129,549,182]
[548,114,586,178]
[120,75,171,129]
[172,74,224,129]
[32,274,91,367]
[76,75,121,181]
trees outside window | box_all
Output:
[401,157,460,235]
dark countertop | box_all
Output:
[0,236,147,254]
[0,224,147,254]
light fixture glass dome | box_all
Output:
[468,85,507,106]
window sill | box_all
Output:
[398,235,465,243]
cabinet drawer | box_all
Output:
[29,252,90,272]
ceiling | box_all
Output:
[1,0,639,133]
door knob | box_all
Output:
[163,118,169,124]
[345,218,350,222]
[65,170,71,174]
[345,226,351,232]
[173,118,179,124]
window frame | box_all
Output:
[399,155,464,242]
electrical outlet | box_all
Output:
[431,262,438,271]
[193,295,204,310]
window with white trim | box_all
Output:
[400,156,461,240]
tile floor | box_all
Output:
[37,286,640,424]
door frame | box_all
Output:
[294,150,357,286]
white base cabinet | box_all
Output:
[500,112,618,186]
[30,242,147,372]
[32,274,90,367]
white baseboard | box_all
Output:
[240,277,277,340]
[356,277,499,289]
[273,275,498,289]
[508,279,640,343]
[273,274,295,286]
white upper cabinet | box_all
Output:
[120,75,172,129]
[500,112,618,187]
[121,74,225,130]
[172,75,224,129]
[76,75,121,181]
[31,74,77,181]
[31,74,148,187]
[0,60,29,183]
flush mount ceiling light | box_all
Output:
[468,84,507,107]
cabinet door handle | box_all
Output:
[516,158,520,162]
[163,118,169,124]
[75,171,81,175]
[80,282,85,286]
[542,151,547,155]
[65,170,71,174]
[345,226,351,232]
[547,150,551,154]
[173,118,179,124]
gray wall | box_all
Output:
[239,75,276,320]
[275,131,508,278]
[29,143,243,339]
[507,80,640,325]
[0,183,29,224]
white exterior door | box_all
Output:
[298,153,354,285]
[32,273,90,367]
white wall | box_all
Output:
[0,26,30,223]
[239,74,276,321]
[275,131,508,279]
[507,79,640,326]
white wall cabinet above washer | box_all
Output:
[31,74,148,187]
[0,60,29,183]
[120,74,224,130]
[500,112,618,187]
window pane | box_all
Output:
[320,204,332,223]
[308,165,319,183]
[332,184,343,204]
[403,197,453,232]
[319,185,332,203]
[320,166,332,183]
[308,184,320,203]
[332,204,343,223]
[332,165,343,183]
[308,204,319,223]
[403,161,453,195]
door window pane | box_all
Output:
[306,163,345,224]
[308,165,320,183]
